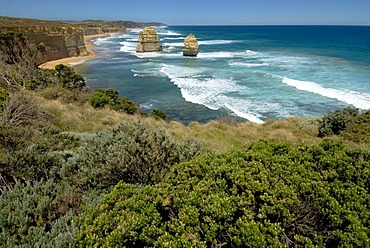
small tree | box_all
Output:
[151,109,169,121]
[318,107,359,137]
[55,64,86,89]
[88,91,113,108]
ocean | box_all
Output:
[74,26,370,124]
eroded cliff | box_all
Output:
[0,17,90,64]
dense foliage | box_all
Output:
[0,119,205,246]
[0,88,9,110]
[0,180,78,247]
[341,110,370,144]
[318,107,359,137]
[62,121,205,189]
[151,109,170,121]
[89,89,138,114]
[77,140,370,247]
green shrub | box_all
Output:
[318,107,359,137]
[61,121,205,189]
[55,64,86,89]
[0,180,78,247]
[0,88,9,110]
[151,109,169,121]
[36,42,46,52]
[341,110,370,143]
[77,140,370,247]
[88,89,139,114]
[118,96,137,114]
[88,91,113,108]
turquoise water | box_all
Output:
[75,26,370,124]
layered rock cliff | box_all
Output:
[0,17,88,64]
[71,20,127,35]
[183,34,199,57]
[136,27,163,53]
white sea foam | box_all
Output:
[93,37,114,46]
[163,39,236,47]
[246,50,258,55]
[229,61,269,67]
[197,51,245,59]
[126,28,142,34]
[198,40,235,45]
[134,52,182,59]
[118,33,138,39]
[224,103,264,124]
[282,77,370,109]
[68,59,86,67]
[163,42,183,47]
[160,64,264,123]
[119,41,137,53]
[157,30,182,36]
[131,68,164,77]
[163,37,186,40]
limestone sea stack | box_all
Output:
[183,34,198,56]
[136,27,163,53]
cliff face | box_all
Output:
[136,27,163,53]
[71,20,127,36]
[0,17,88,64]
[16,26,88,63]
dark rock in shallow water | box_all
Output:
[136,27,163,53]
[183,34,198,57]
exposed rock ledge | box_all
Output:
[136,27,163,53]
[183,34,199,57]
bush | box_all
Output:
[0,91,43,126]
[151,109,170,121]
[318,107,359,137]
[341,110,370,143]
[55,64,86,89]
[0,180,78,247]
[61,121,205,189]
[88,89,139,115]
[0,88,9,111]
[88,91,113,108]
[118,96,137,114]
[77,140,370,247]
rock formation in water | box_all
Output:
[183,34,198,57]
[136,27,163,53]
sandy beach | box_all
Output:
[38,33,114,69]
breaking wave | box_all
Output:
[282,77,370,109]
[160,64,264,123]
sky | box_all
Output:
[1,0,370,25]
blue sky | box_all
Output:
[1,0,369,25]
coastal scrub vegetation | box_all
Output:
[1,30,370,247]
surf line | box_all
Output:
[282,77,370,110]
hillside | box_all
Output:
[0,17,370,247]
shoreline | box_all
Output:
[38,33,115,69]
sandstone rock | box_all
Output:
[1,25,88,63]
[183,34,198,57]
[136,27,163,53]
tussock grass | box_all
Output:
[28,90,369,153]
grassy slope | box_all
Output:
[30,89,369,154]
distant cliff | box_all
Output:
[0,17,89,63]
[0,16,165,65]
